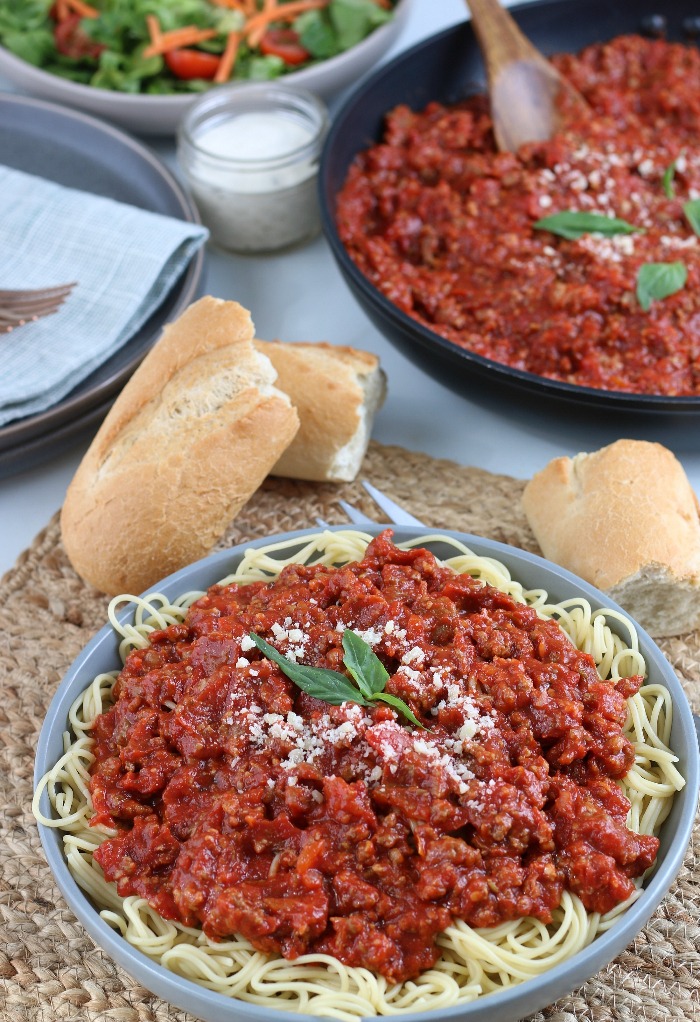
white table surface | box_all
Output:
[1,0,699,578]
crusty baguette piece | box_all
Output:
[255,340,387,482]
[521,440,700,637]
[61,297,299,596]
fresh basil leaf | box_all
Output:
[683,199,700,237]
[636,261,687,311]
[249,633,366,706]
[373,692,428,731]
[341,629,389,698]
[250,630,428,730]
[533,210,641,240]
[663,157,678,200]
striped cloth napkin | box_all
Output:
[0,164,208,428]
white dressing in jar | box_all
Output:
[177,85,328,254]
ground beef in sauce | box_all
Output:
[90,532,657,983]
[336,34,700,396]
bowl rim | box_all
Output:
[0,0,412,106]
[34,525,700,1022]
[319,11,700,414]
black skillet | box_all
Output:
[320,0,700,422]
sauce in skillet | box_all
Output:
[336,35,700,396]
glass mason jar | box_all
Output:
[177,83,329,255]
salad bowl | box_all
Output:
[0,0,412,136]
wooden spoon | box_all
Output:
[465,0,589,152]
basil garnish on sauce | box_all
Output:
[533,210,641,240]
[663,157,679,200]
[342,628,389,698]
[683,199,700,237]
[249,630,427,729]
[636,261,687,311]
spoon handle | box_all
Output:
[464,0,588,151]
[465,0,546,80]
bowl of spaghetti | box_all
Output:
[34,526,698,1022]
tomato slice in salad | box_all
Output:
[259,29,310,66]
[53,13,105,60]
[164,48,221,80]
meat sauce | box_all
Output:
[336,35,700,396]
[90,533,657,983]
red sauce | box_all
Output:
[336,35,700,396]
[90,533,657,982]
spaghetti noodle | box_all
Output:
[34,530,684,1018]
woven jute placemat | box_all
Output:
[0,441,698,1022]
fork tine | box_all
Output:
[3,286,72,300]
[0,309,62,332]
[337,499,378,525]
[0,297,66,316]
[0,291,73,310]
[0,303,63,324]
[0,282,76,303]
[361,480,426,527]
[0,310,55,325]
[0,282,76,334]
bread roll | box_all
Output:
[521,440,700,637]
[61,297,299,596]
[255,340,386,482]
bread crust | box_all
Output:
[61,297,299,596]
[256,340,387,482]
[521,440,700,636]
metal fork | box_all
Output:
[0,282,77,334]
[323,481,700,745]
[317,479,425,529]
[339,480,425,527]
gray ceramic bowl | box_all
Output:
[0,0,412,136]
[35,526,699,1022]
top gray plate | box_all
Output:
[0,92,205,475]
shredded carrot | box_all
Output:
[210,0,248,9]
[65,0,99,17]
[214,30,241,82]
[55,0,69,20]
[143,26,218,58]
[211,0,256,15]
[145,14,162,47]
[218,0,256,17]
[245,0,327,48]
[263,0,277,11]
